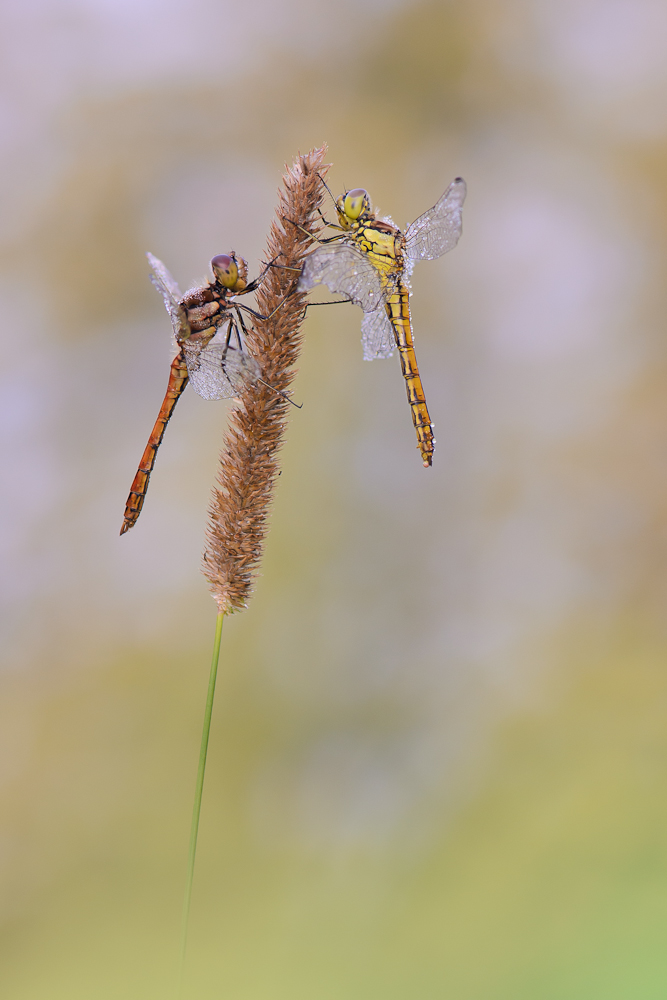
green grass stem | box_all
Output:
[178,609,225,998]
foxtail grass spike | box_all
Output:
[203,145,329,613]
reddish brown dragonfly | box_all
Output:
[120,252,270,535]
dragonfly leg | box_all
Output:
[233,306,249,341]
[233,307,302,409]
[283,169,344,234]
[229,316,243,353]
[241,252,315,294]
[301,298,353,308]
[259,260,302,273]
[220,317,234,356]
[227,255,302,324]
[313,205,344,230]
[241,254,288,294]
[233,291,295,323]
[282,217,346,245]
[255,377,303,409]
[315,172,339,214]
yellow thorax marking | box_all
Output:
[350,221,403,281]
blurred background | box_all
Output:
[2,0,667,996]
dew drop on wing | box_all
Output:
[184,342,261,400]
[146,252,190,342]
[404,177,467,263]
[298,241,385,313]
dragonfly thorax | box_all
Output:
[181,284,225,335]
[336,188,372,228]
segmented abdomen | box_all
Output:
[385,286,435,467]
[120,350,190,534]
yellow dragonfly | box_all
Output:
[298,177,466,467]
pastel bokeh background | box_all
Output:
[3,0,667,997]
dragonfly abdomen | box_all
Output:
[120,351,190,534]
[385,287,435,467]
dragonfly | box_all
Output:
[298,177,466,467]
[120,251,277,536]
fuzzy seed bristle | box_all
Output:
[202,146,329,613]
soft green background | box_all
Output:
[3,0,667,996]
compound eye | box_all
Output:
[343,189,369,221]
[211,254,238,288]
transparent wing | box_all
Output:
[183,340,261,400]
[146,252,191,343]
[361,305,395,360]
[404,177,467,262]
[298,240,386,313]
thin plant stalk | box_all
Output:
[178,145,328,997]
[179,609,225,997]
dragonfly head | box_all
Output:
[211,252,248,292]
[336,188,371,228]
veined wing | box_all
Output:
[183,339,261,400]
[147,252,191,343]
[361,305,395,360]
[404,178,467,262]
[298,241,386,313]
